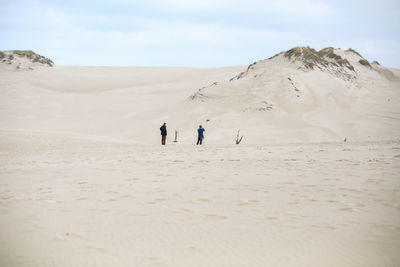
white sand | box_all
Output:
[1,51,400,266]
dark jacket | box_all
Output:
[160,125,167,136]
[197,128,205,137]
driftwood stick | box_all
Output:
[235,130,244,144]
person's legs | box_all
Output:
[197,137,200,145]
[162,135,166,145]
[200,137,203,145]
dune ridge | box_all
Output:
[1,47,399,145]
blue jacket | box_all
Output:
[160,125,167,136]
[197,128,205,137]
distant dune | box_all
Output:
[0,47,400,144]
[185,47,400,143]
[1,47,398,144]
[0,50,54,70]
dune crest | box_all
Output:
[187,47,400,143]
[0,46,399,144]
[0,50,54,70]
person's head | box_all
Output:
[199,125,202,128]
[163,123,166,126]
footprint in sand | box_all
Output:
[180,208,194,214]
[304,184,317,188]
[192,176,206,180]
[339,202,365,211]
[327,200,339,204]
[120,194,133,198]
[340,207,358,212]
[101,198,117,202]
[237,199,259,206]
[55,231,86,241]
[36,187,53,193]
[372,224,400,231]
[154,198,168,202]
[200,214,228,220]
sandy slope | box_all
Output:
[1,48,400,266]
[0,132,399,267]
[0,64,245,144]
[187,49,400,144]
[2,48,399,145]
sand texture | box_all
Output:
[1,48,400,266]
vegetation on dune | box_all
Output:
[318,47,354,70]
[0,51,5,60]
[359,59,371,67]
[372,60,380,65]
[283,46,355,71]
[246,61,257,72]
[346,48,363,58]
[301,47,323,69]
[11,50,54,66]
[13,50,36,58]
[284,47,307,59]
[319,47,342,60]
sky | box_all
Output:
[0,0,399,68]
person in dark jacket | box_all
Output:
[197,125,205,145]
[160,123,167,145]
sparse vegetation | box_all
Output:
[319,47,341,60]
[11,50,54,66]
[284,47,304,59]
[346,48,363,58]
[13,50,36,58]
[247,61,257,72]
[0,51,5,60]
[372,61,380,65]
[359,59,371,67]
[338,58,354,71]
[284,47,321,69]
[283,46,355,71]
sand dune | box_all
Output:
[0,48,399,266]
[0,62,245,144]
[2,47,399,145]
[188,47,400,143]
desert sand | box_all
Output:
[0,48,400,266]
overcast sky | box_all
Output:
[1,0,399,67]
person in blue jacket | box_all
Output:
[197,125,205,145]
[160,123,167,145]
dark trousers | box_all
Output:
[197,136,203,145]
[161,135,166,145]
